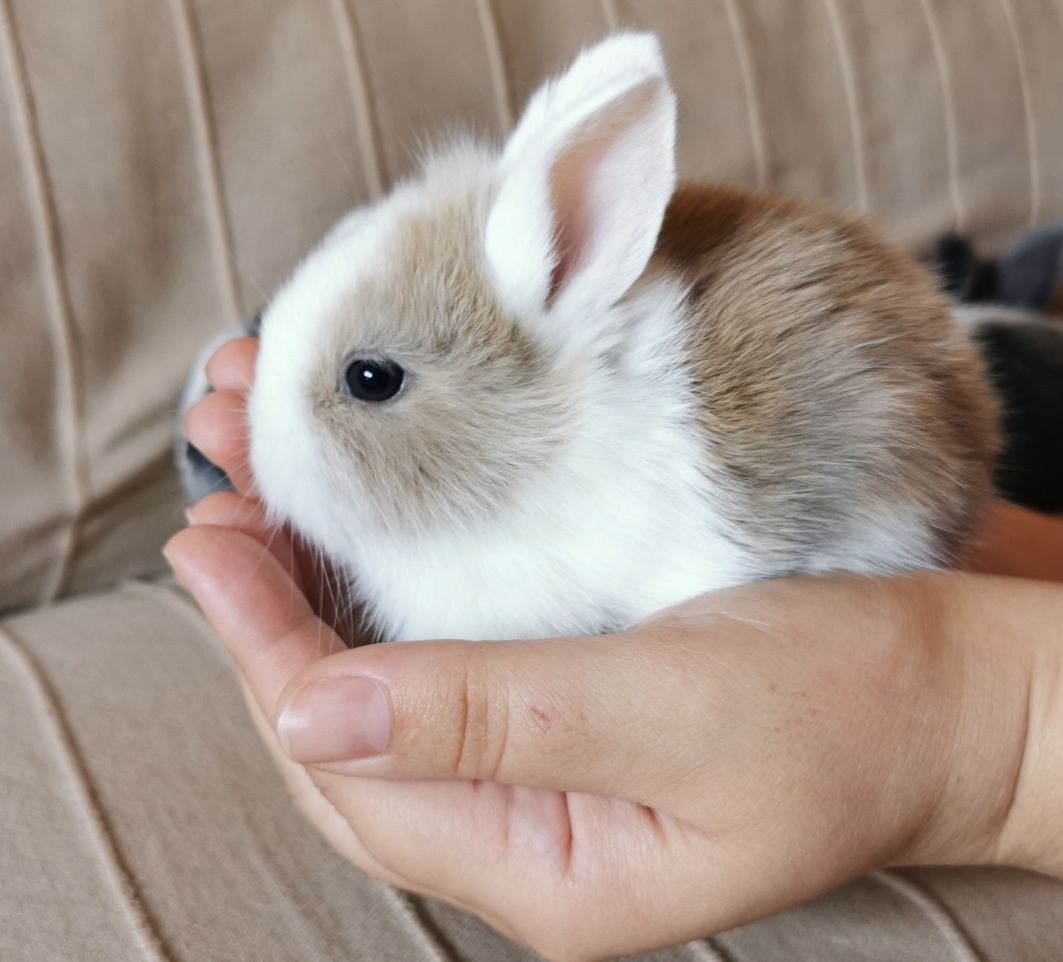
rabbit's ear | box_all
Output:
[485,33,676,333]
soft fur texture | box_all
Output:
[247,34,997,642]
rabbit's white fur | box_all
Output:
[248,34,995,642]
[346,278,753,641]
[251,171,754,641]
[251,35,758,640]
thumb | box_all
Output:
[274,629,711,801]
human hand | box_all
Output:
[166,337,1062,962]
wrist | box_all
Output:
[905,574,1062,876]
[986,578,1063,876]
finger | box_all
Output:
[206,336,259,393]
[236,676,419,892]
[187,491,366,644]
[184,389,254,494]
[241,676,532,944]
[187,490,268,531]
[187,491,308,593]
[164,525,344,723]
[165,525,515,920]
[271,629,704,802]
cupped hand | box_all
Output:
[166,337,1053,962]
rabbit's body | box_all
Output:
[244,35,996,642]
[656,184,995,577]
[252,152,752,641]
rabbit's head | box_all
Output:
[249,34,681,561]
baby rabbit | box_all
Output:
[229,34,997,642]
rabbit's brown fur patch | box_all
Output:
[650,184,997,567]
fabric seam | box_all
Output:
[0,0,92,604]
[0,621,174,962]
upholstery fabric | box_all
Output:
[2,0,1063,610]
[3,2,1063,958]
[3,579,1062,962]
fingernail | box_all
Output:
[184,506,196,525]
[278,677,392,763]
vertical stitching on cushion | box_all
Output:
[0,0,91,603]
[330,0,386,200]
[721,0,769,190]
[474,0,513,133]
[0,623,176,962]
[822,0,870,213]
[600,0,621,32]
[168,0,242,322]
[872,870,984,962]
[915,0,966,232]
[998,0,1041,226]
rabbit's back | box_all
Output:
[650,184,998,573]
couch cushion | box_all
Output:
[3,0,1062,609]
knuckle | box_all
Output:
[449,647,510,781]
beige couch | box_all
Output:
[3,2,1062,959]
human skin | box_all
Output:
[166,337,1063,962]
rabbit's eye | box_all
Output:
[343,358,405,402]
